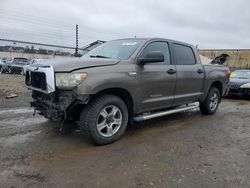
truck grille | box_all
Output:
[26,71,47,91]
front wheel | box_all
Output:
[200,87,220,115]
[79,95,128,145]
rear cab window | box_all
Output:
[173,43,196,65]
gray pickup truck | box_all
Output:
[25,38,229,145]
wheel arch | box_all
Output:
[67,87,135,123]
[210,81,223,99]
[93,87,134,122]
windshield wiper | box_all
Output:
[89,55,110,59]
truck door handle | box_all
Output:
[197,69,204,74]
[167,69,176,75]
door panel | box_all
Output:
[173,43,204,105]
[137,64,176,113]
[174,64,204,104]
[136,41,177,113]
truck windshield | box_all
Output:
[83,39,145,60]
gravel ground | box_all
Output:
[0,74,31,109]
[0,74,250,188]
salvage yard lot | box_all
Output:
[0,74,250,187]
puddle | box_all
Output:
[0,116,47,129]
[0,108,34,115]
[0,130,41,147]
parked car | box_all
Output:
[0,57,13,73]
[1,57,28,74]
[0,58,3,72]
[227,70,250,97]
[10,60,29,75]
[23,59,44,75]
[0,61,7,73]
[26,38,230,145]
[1,57,13,64]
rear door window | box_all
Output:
[174,44,196,65]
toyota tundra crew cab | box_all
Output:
[25,38,229,145]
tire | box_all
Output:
[8,67,12,74]
[200,87,221,115]
[79,95,128,145]
[0,67,3,74]
[21,69,25,75]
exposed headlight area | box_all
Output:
[55,73,87,89]
[240,83,250,89]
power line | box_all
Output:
[0,16,126,38]
[0,11,129,38]
[0,9,132,49]
[0,38,85,50]
[0,16,74,32]
[0,27,73,38]
[0,8,73,25]
[0,31,75,47]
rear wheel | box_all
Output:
[79,95,128,145]
[200,87,220,115]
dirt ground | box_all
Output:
[0,74,250,188]
[0,74,31,109]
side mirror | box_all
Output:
[138,52,164,64]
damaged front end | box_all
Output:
[25,65,89,122]
[30,90,79,121]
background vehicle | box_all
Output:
[1,57,13,64]
[0,58,3,73]
[0,57,13,73]
[228,70,250,97]
[10,59,29,75]
[0,61,7,73]
[26,38,229,145]
[23,59,44,75]
[1,57,28,74]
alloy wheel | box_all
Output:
[209,92,219,111]
[96,105,123,137]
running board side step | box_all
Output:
[133,104,199,122]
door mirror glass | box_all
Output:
[138,52,165,64]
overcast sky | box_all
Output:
[0,0,249,49]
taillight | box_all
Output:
[227,69,231,77]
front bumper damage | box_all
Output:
[31,90,89,121]
[26,64,89,121]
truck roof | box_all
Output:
[112,37,195,48]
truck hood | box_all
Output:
[31,57,120,72]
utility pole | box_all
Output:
[75,24,78,57]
